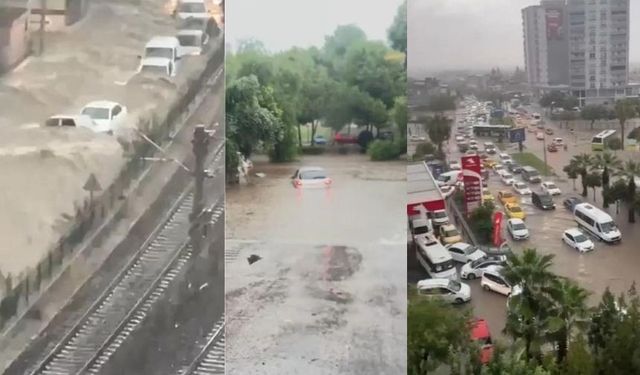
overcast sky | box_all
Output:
[408,0,640,77]
[226,0,405,52]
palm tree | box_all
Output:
[568,154,593,197]
[618,160,640,223]
[614,99,639,150]
[503,248,558,361]
[547,278,591,364]
[589,153,621,206]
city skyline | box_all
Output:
[408,0,640,78]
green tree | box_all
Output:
[546,279,591,364]
[393,96,408,140]
[568,154,593,197]
[226,75,284,157]
[563,163,579,191]
[591,153,620,207]
[420,115,451,153]
[407,297,470,374]
[503,249,557,361]
[585,173,602,201]
[564,335,595,375]
[614,98,638,150]
[539,91,567,108]
[618,160,640,223]
[387,1,407,54]
[580,105,608,130]
[469,203,494,244]
[483,347,553,375]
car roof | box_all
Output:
[448,242,471,250]
[565,228,584,236]
[141,57,171,66]
[48,114,95,126]
[146,36,180,48]
[471,319,491,339]
[483,265,504,276]
[543,181,556,185]
[417,278,452,288]
[508,218,524,224]
[441,224,456,230]
[83,100,120,109]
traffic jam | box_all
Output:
[408,97,625,364]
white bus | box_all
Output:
[591,129,617,151]
[573,203,622,243]
[415,233,458,280]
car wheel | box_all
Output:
[455,298,464,304]
[467,273,476,280]
[482,284,490,291]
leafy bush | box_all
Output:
[469,203,494,244]
[368,140,404,161]
[225,139,240,182]
[415,142,436,157]
[301,146,326,155]
[608,137,622,150]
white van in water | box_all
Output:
[139,37,182,77]
[573,203,622,243]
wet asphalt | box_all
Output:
[225,153,406,375]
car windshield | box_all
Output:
[512,223,526,230]
[448,280,462,292]
[444,229,459,237]
[600,221,618,233]
[508,206,522,213]
[540,195,553,203]
[463,245,479,255]
[178,3,206,12]
[546,183,557,189]
[502,192,513,199]
[81,107,110,120]
[470,258,487,268]
[145,47,173,59]
[177,35,199,46]
[300,170,327,180]
[503,174,513,179]
[515,183,526,189]
[574,233,588,243]
[140,65,168,75]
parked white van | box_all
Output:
[415,233,458,280]
[573,203,622,243]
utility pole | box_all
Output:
[38,0,46,56]
[190,124,210,254]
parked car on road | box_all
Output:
[505,202,526,220]
[446,242,487,263]
[438,224,463,245]
[313,135,328,145]
[481,266,517,296]
[507,218,530,240]
[512,181,532,195]
[536,132,544,140]
[547,143,558,152]
[508,163,522,174]
[460,256,507,280]
[498,191,518,205]
[562,228,595,253]
[541,181,562,196]
[471,319,494,365]
[563,197,583,211]
[531,191,556,210]
[416,278,471,304]
[545,128,554,135]
[291,167,332,188]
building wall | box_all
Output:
[0,11,30,73]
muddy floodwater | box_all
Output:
[225,153,406,374]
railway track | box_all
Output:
[179,316,225,375]
[29,142,225,375]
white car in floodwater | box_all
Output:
[291,167,332,189]
[80,101,128,134]
[177,29,209,56]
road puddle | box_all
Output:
[320,245,362,281]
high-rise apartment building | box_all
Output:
[523,0,632,104]
[522,0,570,87]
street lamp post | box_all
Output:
[542,134,549,176]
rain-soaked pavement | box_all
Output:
[417,113,640,341]
[225,153,406,375]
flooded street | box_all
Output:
[225,153,406,374]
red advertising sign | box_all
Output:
[492,211,504,247]
[546,8,563,40]
[461,155,482,215]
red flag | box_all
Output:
[492,211,504,247]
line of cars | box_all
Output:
[43,1,220,136]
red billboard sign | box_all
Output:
[461,155,482,215]
[546,8,563,40]
[492,211,504,247]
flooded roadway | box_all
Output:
[433,118,640,341]
[225,153,406,375]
